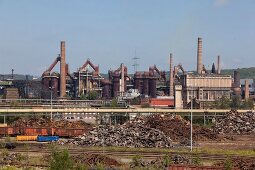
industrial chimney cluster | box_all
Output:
[40,38,251,109]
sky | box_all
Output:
[0,0,255,76]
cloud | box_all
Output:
[214,0,229,7]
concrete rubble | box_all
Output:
[59,119,172,148]
[213,111,255,134]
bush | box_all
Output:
[141,103,150,108]
[49,147,73,170]
[224,157,233,170]
[111,99,118,107]
[86,91,98,100]
[162,154,172,167]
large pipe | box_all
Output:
[197,37,202,74]
[60,41,66,98]
[169,53,174,96]
[244,80,249,99]
[217,55,221,74]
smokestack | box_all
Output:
[217,55,221,74]
[60,41,66,98]
[197,37,202,74]
[244,79,249,99]
[233,71,240,88]
[169,53,174,97]
[120,63,125,96]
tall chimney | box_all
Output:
[244,79,249,99]
[197,37,202,74]
[233,71,240,88]
[120,63,125,96]
[60,41,66,98]
[169,53,174,97]
[217,55,221,74]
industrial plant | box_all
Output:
[0,37,252,109]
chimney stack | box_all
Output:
[120,63,125,96]
[233,71,240,88]
[169,53,174,97]
[217,55,221,74]
[60,41,66,98]
[244,79,249,99]
[197,37,203,74]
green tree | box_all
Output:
[111,99,118,107]
[49,148,73,170]
[162,154,172,167]
[241,98,254,109]
[230,95,241,109]
[215,95,231,109]
[86,91,98,100]
[130,97,141,105]
[224,157,233,170]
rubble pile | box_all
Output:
[61,121,172,148]
[11,116,93,129]
[144,114,218,141]
[73,154,121,167]
[213,111,255,134]
[215,157,255,170]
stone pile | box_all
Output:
[213,111,255,134]
[60,120,172,148]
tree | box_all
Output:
[241,98,254,109]
[49,147,73,170]
[215,95,231,109]
[86,91,98,100]
[230,95,241,109]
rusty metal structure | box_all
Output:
[73,59,103,97]
[133,65,166,98]
[42,41,73,98]
[108,64,129,97]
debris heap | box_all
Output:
[213,111,255,134]
[144,114,218,141]
[61,120,172,148]
[73,154,121,167]
[11,116,93,129]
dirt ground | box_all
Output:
[198,134,255,150]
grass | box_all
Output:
[60,145,255,157]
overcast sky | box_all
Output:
[0,0,255,76]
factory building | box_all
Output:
[174,38,233,109]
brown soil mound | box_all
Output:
[10,116,93,129]
[144,114,218,141]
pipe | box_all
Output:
[217,55,221,74]
[60,41,66,98]
[197,37,202,74]
[169,53,174,96]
